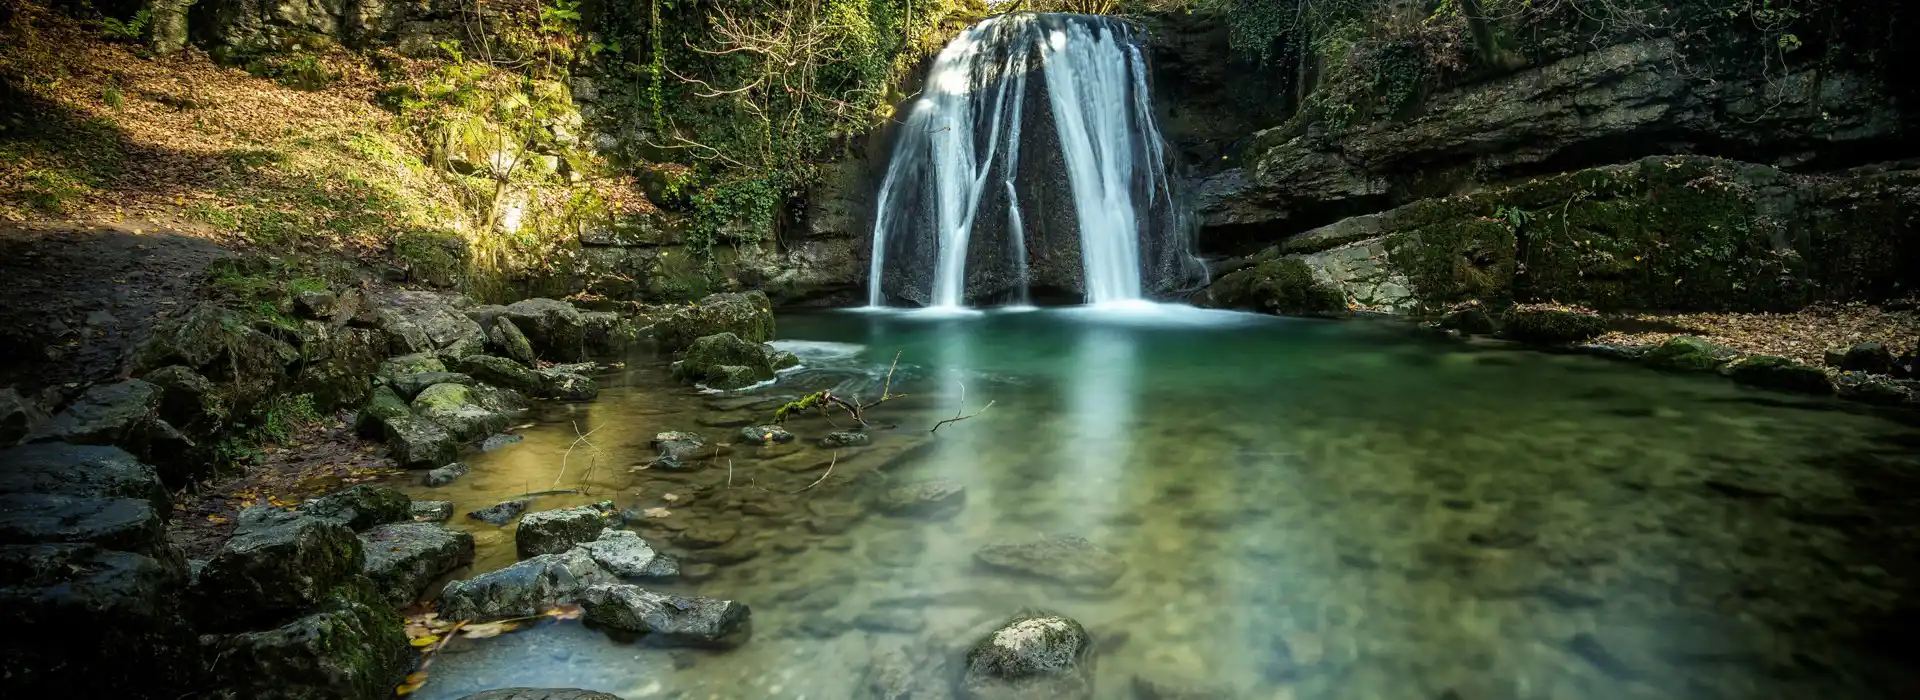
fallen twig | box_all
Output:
[931,380,994,434]
[553,422,602,490]
[787,451,838,493]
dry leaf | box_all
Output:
[661,493,680,502]
[642,507,672,518]
[459,620,521,639]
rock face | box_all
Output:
[962,612,1095,700]
[360,521,475,605]
[1205,254,1348,316]
[576,529,679,580]
[579,583,751,648]
[516,502,614,559]
[437,548,617,620]
[651,291,776,351]
[975,534,1127,589]
[193,507,363,631]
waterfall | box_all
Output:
[866,13,1204,308]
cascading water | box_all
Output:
[865,13,1205,309]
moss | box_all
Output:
[1209,256,1346,316]
[1728,355,1833,394]
[1386,199,1516,310]
[1640,336,1738,372]
[355,386,412,439]
[411,383,477,414]
[1798,170,1920,302]
[1499,305,1607,344]
[391,228,469,288]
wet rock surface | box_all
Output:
[577,529,679,580]
[517,502,615,558]
[962,612,1095,700]
[423,461,471,487]
[651,291,776,351]
[361,521,475,605]
[458,691,628,700]
[469,498,534,526]
[197,581,412,700]
[580,583,752,648]
[192,507,362,630]
[302,484,412,531]
[877,478,967,520]
[414,382,514,442]
[411,500,455,522]
[975,534,1126,589]
[438,548,618,620]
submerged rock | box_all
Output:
[1500,307,1607,344]
[361,521,475,605]
[651,431,706,459]
[481,433,526,451]
[193,507,362,631]
[577,529,679,580]
[962,612,1095,700]
[580,583,752,648]
[516,502,614,558]
[866,644,956,700]
[302,484,412,531]
[739,424,794,444]
[437,548,617,620]
[820,431,871,448]
[469,499,534,526]
[1728,355,1833,394]
[411,500,454,522]
[878,479,967,520]
[423,461,471,487]
[975,534,1127,589]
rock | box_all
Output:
[481,433,525,451]
[294,289,337,318]
[413,383,512,442]
[1500,307,1607,344]
[0,386,50,444]
[820,431,871,448]
[24,379,162,446]
[672,521,739,549]
[193,507,362,631]
[355,384,412,439]
[198,582,412,700]
[1205,256,1346,316]
[1437,306,1496,335]
[0,543,196,697]
[516,502,615,559]
[456,355,544,394]
[390,371,475,400]
[0,493,168,555]
[302,484,412,531]
[384,412,459,469]
[457,690,627,700]
[865,645,956,700]
[0,444,169,514]
[975,534,1127,588]
[1728,356,1833,394]
[437,548,617,620]
[739,424,794,444]
[1833,371,1913,406]
[878,479,967,520]
[1131,672,1238,699]
[469,499,534,526]
[411,500,454,522]
[961,612,1094,700]
[576,529,678,580]
[579,311,638,356]
[422,461,470,487]
[1841,341,1898,374]
[501,298,588,361]
[535,367,599,401]
[376,353,447,387]
[579,583,752,648]
[651,431,706,459]
[651,291,776,351]
[489,319,539,365]
[369,290,487,359]
[705,364,764,390]
[1640,336,1741,372]
[671,332,785,388]
[360,522,475,605]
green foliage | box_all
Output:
[686,175,783,264]
[246,53,339,91]
[773,390,831,423]
[255,393,322,444]
[1500,306,1608,344]
[97,9,151,42]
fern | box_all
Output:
[99,9,151,42]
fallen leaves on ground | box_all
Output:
[167,416,401,559]
[1599,302,1918,367]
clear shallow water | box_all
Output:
[406,306,1920,700]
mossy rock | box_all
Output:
[1640,336,1739,372]
[354,385,412,440]
[454,355,542,395]
[1728,356,1833,395]
[1437,306,1497,335]
[197,577,411,700]
[1207,257,1345,316]
[411,383,510,443]
[652,291,776,351]
[1499,307,1607,345]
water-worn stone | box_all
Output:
[1640,336,1740,372]
[739,424,794,444]
[535,367,599,401]
[458,690,627,700]
[197,582,412,700]
[437,548,617,620]
[489,318,539,365]
[481,433,526,451]
[390,371,475,400]
[0,493,167,554]
[962,612,1095,700]
[385,412,459,469]
[376,353,447,387]
[652,431,706,459]
[469,499,534,526]
[302,484,412,531]
[0,543,196,697]
[414,383,512,442]
[361,521,475,605]
[975,534,1127,588]
[878,479,967,520]
[652,291,776,351]
[516,502,615,558]
[1729,355,1833,394]
[672,332,786,388]
[456,355,544,394]
[579,583,752,648]
[501,298,589,360]
[820,431,871,448]
[577,529,679,580]
[423,461,471,487]
[866,644,956,700]
[193,507,362,631]
[412,500,454,522]
[673,521,740,549]
[23,379,175,453]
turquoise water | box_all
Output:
[408,305,1920,700]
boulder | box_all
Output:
[294,289,337,318]
[516,502,614,559]
[0,493,169,556]
[354,384,413,439]
[1437,306,1497,335]
[456,355,543,395]
[375,353,447,387]
[489,318,539,365]
[579,583,751,648]
[961,612,1095,700]
[820,431,871,448]
[193,507,362,631]
[385,413,459,469]
[369,291,487,359]
[301,485,412,531]
[294,324,385,411]
[0,386,50,444]
[865,644,956,700]
[24,379,163,446]
[501,299,588,360]
[575,529,678,580]
[579,311,639,356]
[198,581,412,700]
[739,425,794,444]
[651,431,706,460]
[128,304,298,411]
[141,365,217,432]
[1728,356,1833,395]
[411,500,454,522]
[1205,256,1346,316]
[413,383,512,442]
[1640,336,1740,372]
[1500,307,1607,345]
[1841,341,1899,374]
[422,461,470,487]
[437,548,617,620]
[535,368,599,401]
[360,522,475,605]
[0,544,196,697]
[1834,372,1914,406]
[0,443,169,514]
[470,383,531,414]
[390,371,475,400]
[651,291,776,351]
[974,534,1126,589]
[672,332,785,388]
[458,689,627,700]
[877,479,967,520]
[469,499,534,526]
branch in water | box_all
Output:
[931,380,993,433]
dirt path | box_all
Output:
[0,218,232,399]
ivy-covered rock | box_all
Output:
[652,291,776,351]
[437,548,617,620]
[488,318,538,365]
[1640,336,1740,373]
[1728,356,1833,395]
[1499,306,1607,345]
[413,383,511,443]
[962,611,1095,700]
[515,502,614,559]
[455,355,543,394]
[360,522,475,605]
[192,507,363,632]
[580,583,752,648]
[1206,256,1346,316]
[197,580,412,700]
[302,485,412,531]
